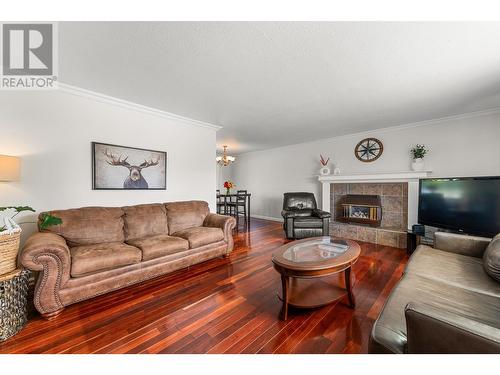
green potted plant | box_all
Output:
[410,144,428,171]
[0,207,61,275]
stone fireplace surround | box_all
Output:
[319,171,432,249]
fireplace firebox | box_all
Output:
[337,194,382,227]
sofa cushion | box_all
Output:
[407,246,500,297]
[165,201,209,234]
[40,207,124,247]
[292,209,314,217]
[483,234,500,282]
[282,209,315,218]
[122,204,168,241]
[70,242,141,277]
[172,227,224,248]
[293,217,324,228]
[127,234,189,261]
[371,273,500,354]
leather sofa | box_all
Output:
[20,201,236,319]
[370,232,500,353]
[281,192,331,239]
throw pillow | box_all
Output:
[483,234,500,282]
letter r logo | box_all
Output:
[2,24,53,75]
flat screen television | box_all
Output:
[418,176,500,237]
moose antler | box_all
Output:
[139,157,159,169]
[104,149,131,167]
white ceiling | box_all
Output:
[59,22,500,154]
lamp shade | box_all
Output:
[0,155,21,181]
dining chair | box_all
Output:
[233,190,248,226]
[216,189,226,214]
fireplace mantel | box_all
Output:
[319,171,431,183]
[319,170,432,230]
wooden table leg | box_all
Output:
[345,266,355,308]
[280,274,289,320]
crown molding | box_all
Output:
[58,82,222,131]
[321,106,500,144]
[356,106,500,137]
[238,106,500,156]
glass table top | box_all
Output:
[282,237,350,263]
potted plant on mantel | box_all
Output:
[0,206,61,275]
[410,144,428,171]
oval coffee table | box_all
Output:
[272,237,361,320]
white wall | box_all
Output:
[229,110,500,220]
[0,88,217,242]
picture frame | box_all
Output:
[92,142,167,190]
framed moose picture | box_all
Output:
[92,142,167,190]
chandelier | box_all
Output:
[216,145,235,166]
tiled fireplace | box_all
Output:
[318,171,432,249]
[330,183,408,248]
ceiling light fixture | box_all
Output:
[216,145,235,166]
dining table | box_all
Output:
[216,192,251,224]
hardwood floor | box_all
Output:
[0,219,407,354]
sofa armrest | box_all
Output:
[313,209,331,219]
[434,232,491,258]
[20,232,71,316]
[405,302,500,353]
[203,213,236,253]
[281,209,299,218]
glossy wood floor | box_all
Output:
[0,219,407,354]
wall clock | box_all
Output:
[354,138,383,162]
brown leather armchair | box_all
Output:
[281,192,331,239]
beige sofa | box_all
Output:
[369,232,500,353]
[20,201,236,319]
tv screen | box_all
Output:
[418,177,500,237]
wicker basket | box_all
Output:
[0,231,21,275]
[0,268,30,341]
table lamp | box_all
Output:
[0,155,21,181]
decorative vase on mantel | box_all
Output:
[333,164,341,175]
[319,166,330,176]
[411,157,425,171]
[319,154,331,176]
[410,144,428,172]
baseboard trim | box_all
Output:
[251,215,283,222]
